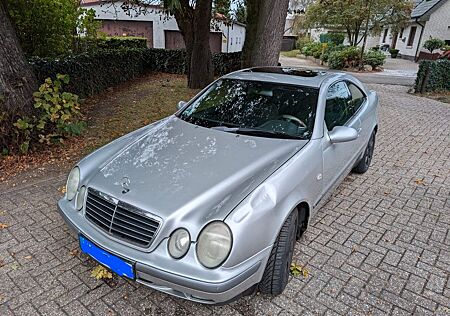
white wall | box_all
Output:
[379,23,423,59]
[377,0,450,59]
[220,22,246,53]
[421,0,450,51]
[83,2,245,52]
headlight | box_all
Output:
[75,186,86,211]
[196,222,232,268]
[168,228,191,259]
[66,167,80,201]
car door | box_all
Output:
[346,81,370,151]
[321,81,363,194]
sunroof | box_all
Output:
[245,67,324,77]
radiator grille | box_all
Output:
[85,188,160,247]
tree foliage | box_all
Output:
[423,37,446,54]
[214,0,231,18]
[234,0,247,23]
[304,0,413,46]
[7,0,80,57]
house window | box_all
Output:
[399,28,404,39]
[231,37,233,45]
[407,26,417,47]
[382,29,388,43]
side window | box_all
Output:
[325,82,351,130]
[346,82,367,115]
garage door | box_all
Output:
[165,30,222,53]
[100,20,153,48]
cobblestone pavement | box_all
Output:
[1,84,449,316]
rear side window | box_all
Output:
[325,82,352,130]
[346,82,367,115]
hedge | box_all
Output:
[97,36,148,49]
[30,49,147,97]
[30,48,242,97]
[415,59,450,92]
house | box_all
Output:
[378,0,450,60]
[80,0,246,53]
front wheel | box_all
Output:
[353,131,376,174]
[259,210,298,295]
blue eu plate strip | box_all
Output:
[79,235,135,279]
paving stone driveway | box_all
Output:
[1,84,449,316]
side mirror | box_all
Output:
[177,101,187,110]
[329,126,358,143]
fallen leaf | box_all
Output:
[69,248,79,257]
[91,265,113,280]
[59,186,67,194]
[414,179,426,186]
[0,223,8,229]
[10,263,20,270]
[24,255,32,260]
[290,262,309,278]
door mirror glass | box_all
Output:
[329,126,358,143]
[177,101,187,110]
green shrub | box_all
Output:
[328,51,345,69]
[321,44,345,63]
[415,59,450,92]
[328,46,362,69]
[296,36,312,51]
[363,50,386,69]
[423,37,446,53]
[13,74,84,153]
[320,32,345,45]
[97,37,148,49]
[302,42,323,58]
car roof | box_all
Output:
[223,66,346,88]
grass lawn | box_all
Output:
[0,72,199,186]
[280,50,300,58]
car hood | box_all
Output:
[87,116,307,237]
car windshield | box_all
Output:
[178,79,319,140]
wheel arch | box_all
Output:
[295,201,310,239]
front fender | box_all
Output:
[223,140,323,268]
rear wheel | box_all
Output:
[259,210,298,295]
[353,131,376,174]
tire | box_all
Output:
[259,210,298,295]
[353,131,376,174]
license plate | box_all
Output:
[79,235,135,279]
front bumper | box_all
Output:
[57,199,270,304]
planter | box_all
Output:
[390,49,400,59]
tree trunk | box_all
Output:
[0,0,37,148]
[346,28,354,46]
[242,0,290,68]
[174,0,213,89]
[189,0,213,88]
[359,1,373,70]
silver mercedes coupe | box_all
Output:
[58,67,378,304]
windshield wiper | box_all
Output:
[211,126,305,140]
